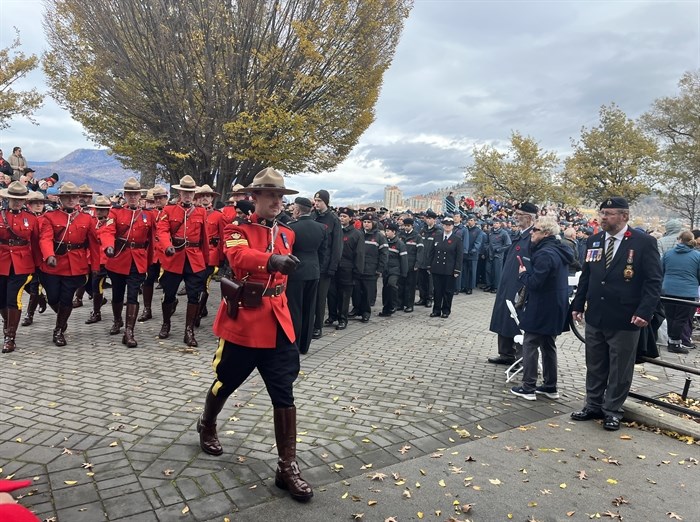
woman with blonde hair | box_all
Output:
[661,230,700,354]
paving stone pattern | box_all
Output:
[1,284,697,521]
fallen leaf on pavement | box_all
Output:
[612,496,629,506]
[667,513,683,520]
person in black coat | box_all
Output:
[288,197,330,354]
[510,216,573,401]
[570,197,662,431]
[416,210,441,306]
[429,216,463,318]
[358,214,388,322]
[487,202,538,364]
[379,222,407,316]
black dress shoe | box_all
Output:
[603,416,621,431]
[335,321,347,330]
[483,286,492,292]
[429,312,441,317]
[424,301,433,308]
[487,355,517,365]
[348,308,358,317]
[489,289,497,293]
[361,314,370,322]
[570,408,605,421]
[415,299,426,306]
[466,288,472,295]
[311,329,322,339]
[441,313,449,318]
[377,311,393,317]
[404,307,413,313]
[324,317,336,325]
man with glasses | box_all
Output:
[570,197,661,431]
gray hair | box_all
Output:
[535,215,560,237]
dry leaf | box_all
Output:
[612,496,629,507]
[61,448,73,455]
[489,478,502,485]
[607,478,618,485]
[461,503,474,513]
[367,500,377,506]
[163,469,175,476]
[341,492,348,499]
[465,455,476,462]
[430,452,444,458]
[619,435,632,440]
[384,518,398,522]
[369,473,387,481]
[567,512,576,517]
[334,463,344,470]
[560,483,567,489]
[108,441,118,447]
[360,463,373,470]
[438,479,446,487]
[81,463,93,470]
[667,513,683,520]
[63,481,77,486]
[181,505,189,514]
[402,489,411,498]
[602,510,623,520]
[351,514,364,520]
[399,445,411,455]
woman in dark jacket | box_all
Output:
[511,216,573,401]
[661,230,700,354]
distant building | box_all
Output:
[384,185,403,211]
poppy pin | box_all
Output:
[515,245,521,251]
[624,230,632,238]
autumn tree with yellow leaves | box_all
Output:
[43,0,412,191]
[0,31,43,130]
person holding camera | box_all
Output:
[197,168,313,503]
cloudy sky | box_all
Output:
[1,0,698,205]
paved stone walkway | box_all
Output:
[1,285,696,521]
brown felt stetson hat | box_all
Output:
[58,181,81,195]
[152,186,168,197]
[122,177,142,192]
[89,195,113,209]
[0,181,30,199]
[195,184,220,197]
[230,183,248,196]
[26,190,48,203]
[248,167,298,195]
[172,175,197,192]
[78,183,94,195]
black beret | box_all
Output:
[519,202,538,214]
[386,222,400,232]
[338,207,354,217]
[235,199,255,215]
[425,210,437,219]
[294,196,313,208]
[402,217,414,226]
[599,196,629,210]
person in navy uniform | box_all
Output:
[358,213,388,322]
[462,216,485,294]
[287,197,329,354]
[398,218,423,312]
[485,219,511,293]
[487,202,538,365]
[416,210,441,307]
[570,197,661,431]
[429,216,463,318]
[378,222,407,317]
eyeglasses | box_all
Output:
[532,227,542,232]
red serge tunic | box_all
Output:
[205,209,226,267]
[212,214,296,348]
[0,209,40,275]
[156,203,209,273]
[102,207,155,275]
[39,210,100,275]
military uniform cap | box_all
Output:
[518,201,539,214]
[442,216,455,224]
[172,175,198,191]
[386,222,400,232]
[122,177,142,192]
[337,207,354,217]
[360,213,374,222]
[599,196,629,210]
[294,196,313,208]
[0,181,30,199]
[403,217,414,226]
[425,210,437,219]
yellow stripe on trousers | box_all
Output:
[211,337,226,396]
[16,274,33,309]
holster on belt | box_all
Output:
[220,277,266,319]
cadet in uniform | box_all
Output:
[197,168,313,502]
[416,210,441,307]
[139,185,169,322]
[38,182,100,346]
[485,219,511,293]
[429,216,463,318]
[378,222,407,317]
[156,175,209,347]
[0,182,40,353]
[358,213,388,322]
[20,191,48,327]
[84,196,112,324]
[194,184,225,326]
[101,178,156,347]
[398,218,423,313]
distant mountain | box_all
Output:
[31,149,139,194]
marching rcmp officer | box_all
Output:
[139,185,169,322]
[101,178,156,347]
[72,184,95,307]
[571,197,662,431]
[156,175,209,347]
[287,197,329,354]
[84,196,112,325]
[416,210,441,307]
[197,167,314,502]
[38,181,100,346]
[20,191,48,327]
[194,184,225,325]
[0,182,40,353]
[429,216,463,318]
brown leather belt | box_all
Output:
[262,284,286,297]
[0,238,29,246]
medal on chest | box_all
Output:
[623,249,634,281]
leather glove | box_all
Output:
[165,246,176,257]
[105,247,115,258]
[267,254,300,274]
[46,256,57,267]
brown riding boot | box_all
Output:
[73,287,85,308]
[184,303,200,347]
[196,387,228,456]
[138,285,154,322]
[158,300,177,339]
[109,302,124,335]
[2,308,21,353]
[85,293,103,324]
[21,294,39,327]
[194,292,209,328]
[53,304,72,346]
[122,303,139,348]
[1,307,8,338]
[274,407,313,502]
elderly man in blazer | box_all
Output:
[571,197,662,431]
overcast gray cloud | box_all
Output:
[1,0,698,204]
